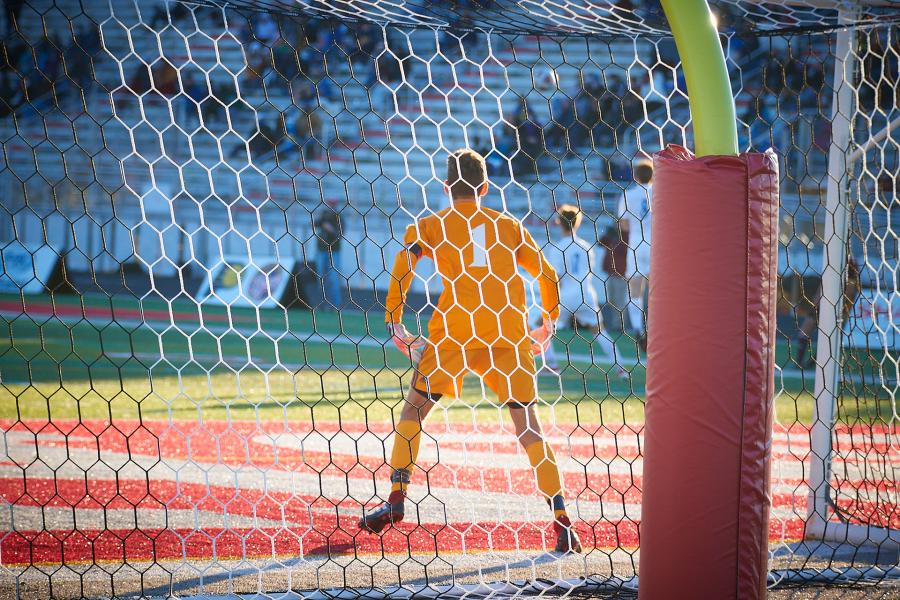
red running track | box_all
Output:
[0,418,895,565]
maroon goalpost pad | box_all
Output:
[638,146,779,600]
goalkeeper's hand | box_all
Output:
[387,322,426,364]
[529,319,556,356]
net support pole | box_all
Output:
[807,7,858,537]
[658,0,737,156]
[639,2,778,599]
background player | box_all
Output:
[795,256,861,369]
[358,149,582,553]
[541,204,626,379]
[617,156,654,350]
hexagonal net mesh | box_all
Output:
[0,0,897,598]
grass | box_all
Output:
[0,292,893,427]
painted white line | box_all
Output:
[1,308,834,381]
[2,432,887,520]
[1,505,288,531]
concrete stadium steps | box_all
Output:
[1,2,655,218]
[2,0,876,287]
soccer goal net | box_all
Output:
[0,0,897,597]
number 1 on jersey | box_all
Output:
[470,223,488,267]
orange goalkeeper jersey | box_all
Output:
[385,200,560,349]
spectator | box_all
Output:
[548,96,575,153]
[471,135,496,173]
[616,156,654,349]
[293,19,317,53]
[68,23,102,91]
[116,62,150,111]
[492,120,517,176]
[12,34,68,108]
[592,75,625,146]
[599,223,629,332]
[127,63,152,96]
[566,96,592,150]
[623,75,645,124]
[231,114,286,160]
[351,22,379,65]
[25,35,63,107]
[151,60,178,97]
[293,107,322,160]
[244,16,279,87]
[517,102,540,149]
[312,74,338,103]
[805,62,825,92]
[208,78,238,122]
[583,71,604,98]
[4,0,24,36]
[510,100,541,178]
[314,204,344,308]
[181,72,207,123]
[298,44,330,92]
[0,72,21,117]
[149,0,189,28]
[320,21,348,58]
[377,41,408,86]
[272,40,300,84]
[764,60,784,93]
[376,39,412,108]
[576,73,601,124]
[251,13,280,46]
[1,37,27,72]
[293,82,317,111]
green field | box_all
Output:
[0,293,892,427]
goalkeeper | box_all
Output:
[358,148,582,553]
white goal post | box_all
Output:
[808,6,900,553]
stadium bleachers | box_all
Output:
[1,0,895,295]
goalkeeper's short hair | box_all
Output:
[447,148,487,199]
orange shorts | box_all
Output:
[413,341,538,406]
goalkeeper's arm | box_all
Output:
[384,237,426,360]
[516,226,561,326]
[385,242,421,325]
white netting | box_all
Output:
[0,1,897,598]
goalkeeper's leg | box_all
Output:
[359,344,455,534]
[508,403,582,553]
[490,348,582,553]
[358,384,437,533]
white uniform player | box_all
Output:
[539,205,625,379]
[616,158,654,341]
[617,184,652,279]
[545,235,601,330]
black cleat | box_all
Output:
[358,492,405,534]
[553,515,583,553]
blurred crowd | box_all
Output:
[229,13,417,162]
[0,21,103,117]
[1,0,896,177]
